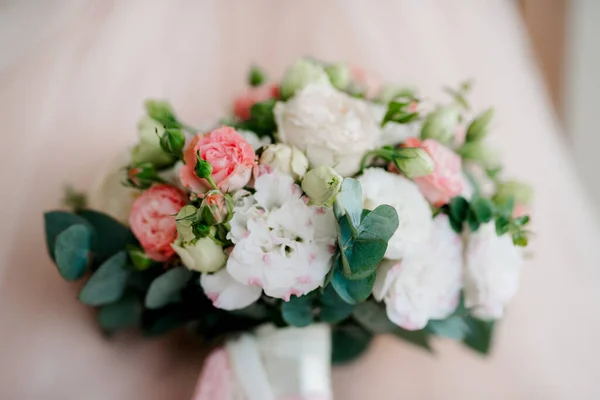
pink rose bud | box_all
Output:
[404,137,464,207]
[129,184,188,262]
[180,126,256,194]
[233,83,279,121]
[200,190,230,225]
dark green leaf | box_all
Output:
[344,239,388,280]
[98,293,142,332]
[466,108,494,142]
[495,216,510,236]
[319,286,354,323]
[357,205,399,242]
[449,196,469,223]
[281,295,313,327]
[462,317,495,355]
[77,210,137,264]
[449,215,464,234]
[331,268,376,304]
[331,324,373,365]
[248,65,266,87]
[495,195,515,218]
[44,211,91,260]
[234,99,277,138]
[470,197,494,223]
[427,315,471,340]
[338,178,363,229]
[352,301,397,333]
[54,224,92,281]
[513,215,530,227]
[393,328,432,351]
[79,251,130,306]
[381,101,419,126]
[145,267,193,309]
[467,209,481,231]
[512,231,528,247]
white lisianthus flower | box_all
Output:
[373,215,463,330]
[172,237,227,274]
[371,103,421,147]
[259,144,309,180]
[224,171,337,303]
[200,267,262,311]
[357,168,432,260]
[274,84,380,177]
[463,222,523,319]
[237,129,272,151]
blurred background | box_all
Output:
[520,0,600,216]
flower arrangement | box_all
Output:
[45,58,532,379]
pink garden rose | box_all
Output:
[180,126,256,194]
[129,184,188,261]
[403,137,463,207]
[233,83,279,120]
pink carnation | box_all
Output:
[404,137,463,207]
[129,184,187,262]
[233,83,279,120]
[180,126,256,194]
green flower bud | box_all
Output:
[248,65,267,87]
[301,166,343,206]
[131,117,173,168]
[159,127,185,157]
[194,156,213,179]
[466,108,494,142]
[494,180,533,207]
[126,162,165,189]
[420,106,460,145]
[458,142,500,169]
[280,58,331,100]
[127,246,154,271]
[392,147,435,178]
[175,205,199,243]
[192,222,211,238]
[144,99,179,128]
[325,63,351,90]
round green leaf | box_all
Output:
[471,197,494,223]
[331,268,376,304]
[331,324,373,365]
[344,240,387,280]
[281,295,313,327]
[145,267,193,309]
[98,293,142,332]
[357,204,399,242]
[449,196,469,223]
[77,210,137,264]
[427,315,471,340]
[462,317,495,355]
[352,301,397,333]
[79,251,130,306]
[54,224,92,281]
[44,211,91,260]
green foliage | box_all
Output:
[466,108,494,142]
[125,162,166,189]
[331,323,373,365]
[145,267,193,309]
[337,178,363,228]
[381,101,419,126]
[427,315,471,340]
[331,267,376,305]
[159,127,186,158]
[54,224,92,281]
[318,285,354,323]
[145,99,179,129]
[248,65,266,87]
[127,246,155,271]
[98,293,142,333]
[77,210,137,264]
[62,186,87,212]
[44,211,91,261]
[281,294,314,327]
[470,197,494,223]
[230,99,278,139]
[462,317,495,355]
[79,251,130,306]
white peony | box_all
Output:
[200,267,261,311]
[373,215,463,330]
[274,84,380,177]
[222,171,337,303]
[357,168,432,260]
[371,103,421,147]
[463,222,523,319]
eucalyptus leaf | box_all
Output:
[145,267,193,309]
[448,196,469,223]
[44,211,91,260]
[352,301,397,333]
[470,197,494,223]
[331,324,373,365]
[98,293,142,332]
[78,210,137,264]
[331,268,376,304]
[79,251,130,306]
[467,209,481,231]
[343,239,388,280]
[319,286,354,323]
[281,295,314,327]
[54,224,92,281]
[462,317,495,355]
[427,315,471,340]
[357,205,399,242]
[338,178,363,229]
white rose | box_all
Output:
[357,168,432,260]
[463,222,523,319]
[171,236,227,274]
[225,171,337,302]
[259,144,309,180]
[274,84,380,177]
[200,267,261,311]
[371,103,421,147]
[373,215,463,330]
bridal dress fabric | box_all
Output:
[1,1,599,399]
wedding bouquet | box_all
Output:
[44,58,532,399]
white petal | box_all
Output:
[201,269,262,311]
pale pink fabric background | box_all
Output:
[1,1,600,399]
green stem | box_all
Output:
[205,176,220,191]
